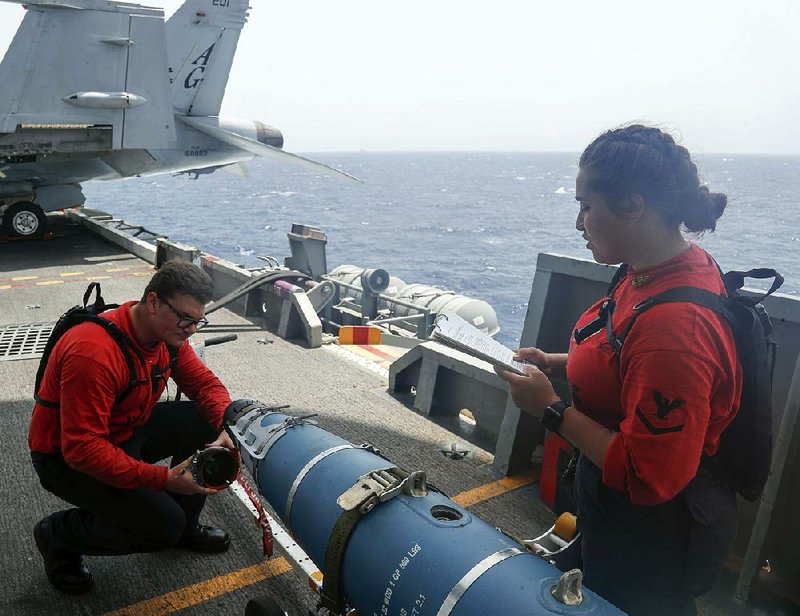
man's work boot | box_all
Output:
[177,523,230,553]
[33,517,94,594]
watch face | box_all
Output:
[542,401,567,433]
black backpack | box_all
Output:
[34,283,177,408]
[576,264,782,501]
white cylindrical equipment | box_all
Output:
[326,265,500,337]
[389,283,499,336]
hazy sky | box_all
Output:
[0,0,798,154]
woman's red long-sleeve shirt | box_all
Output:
[28,301,231,491]
[567,244,741,505]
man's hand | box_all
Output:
[495,363,560,418]
[206,429,235,451]
[165,455,220,496]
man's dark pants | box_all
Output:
[31,401,217,555]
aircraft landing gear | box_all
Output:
[2,201,46,237]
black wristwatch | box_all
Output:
[540,400,569,434]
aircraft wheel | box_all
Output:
[3,201,46,237]
[244,595,289,616]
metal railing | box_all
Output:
[320,276,434,340]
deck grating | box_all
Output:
[0,323,53,361]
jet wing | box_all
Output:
[179,115,362,183]
[0,0,176,151]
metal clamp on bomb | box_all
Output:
[224,399,317,462]
[190,446,240,489]
[321,467,429,614]
[226,400,291,445]
[338,467,428,514]
[252,414,318,459]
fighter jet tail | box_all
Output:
[166,0,250,117]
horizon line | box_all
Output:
[287,149,800,157]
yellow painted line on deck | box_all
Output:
[451,471,537,508]
[103,556,293,616]
[102,473,534,615]
[105,267,130,272]
[0,267,154,290]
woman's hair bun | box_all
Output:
[683,186,727,232]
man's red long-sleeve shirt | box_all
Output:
[567,244,741,505]
[28,301,231,491]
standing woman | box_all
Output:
[497,124,740,615]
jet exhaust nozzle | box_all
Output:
[254,121,284,149]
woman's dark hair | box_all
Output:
[140,260,214,304]
[579,124,727,232]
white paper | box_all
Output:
[432,313,529,376]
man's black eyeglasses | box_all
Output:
[159,296,209,331]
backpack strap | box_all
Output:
[168,344,179,368]
[572,264,630,345]
[607,286,726,354]
[103,318,149,402]
[606,266,783,355]
[608,263,629,295]
[83,282,104,310]
[150,344,180,394]
[34,282,113,399]
[96,323,180,401]
[34,282,182,409]
[573,298,614,344]
[722,268,783,302]
[35,315,148,408]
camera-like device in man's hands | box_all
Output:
[190,446,240,489]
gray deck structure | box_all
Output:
[0,213,796,615]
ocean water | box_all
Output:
[84,153,800,347]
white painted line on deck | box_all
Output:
[230,480,321,584]
[323,343,390,380]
